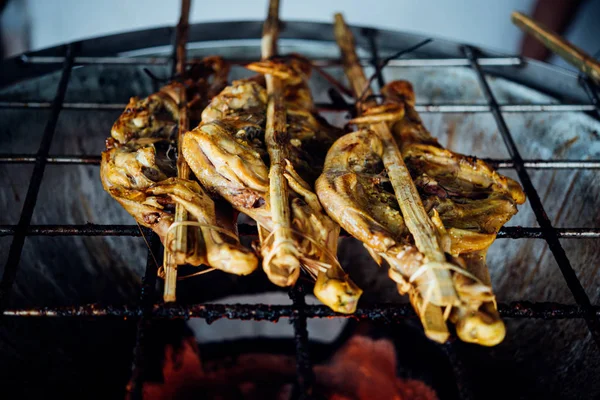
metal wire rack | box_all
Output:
[1,17,600,400]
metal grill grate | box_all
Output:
[0,19,599,400]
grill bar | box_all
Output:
[0,102,125,110]
[464,45,600,349]
[363,28,385,90]
[1,100,594,113]
[386,57,522,67]
[18,55,521,67]
[498,227,600,239]
[488,160,600,169]
[0,155,102,164]
[289,285,315,399]
[129,230,161,400]
[0,44,75,311]
[0,224,142,236]
[3,301,596,320]
[20,55,171,65]
[129,2,191,397]
[500,104,596,112]
[2,224,600,240]
[4,154,600,169]
[442,343,473,400]
[0,224,600,239]
[579,76,600,119]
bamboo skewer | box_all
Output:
[163,0,192,302]
[512,11,600,85]
[333,13,458,341]
[261,0,301,286]
[175,0,192,78]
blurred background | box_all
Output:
[1,0,599,70]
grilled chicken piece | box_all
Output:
[317,79,526,345]
[317,129,456,335]
[317,13,527,345]
[183,55,362,313]
[386,80,525,344]
[101,57,258,275]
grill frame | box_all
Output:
[1,18,599,400]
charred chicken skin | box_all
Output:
[101,57,258,276]
[182,55,363,313]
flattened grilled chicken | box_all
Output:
[101,57,258,275]
[182,55,363,313]
[387,81,525,344]
[317,80,526,345]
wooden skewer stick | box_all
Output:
[333,13,458,341]
[512,11,600,85]
[175,0,192,78]
[261,0,300,286]
[164,0,192,302]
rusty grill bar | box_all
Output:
[1,20,599,400]
[289,285,316,398]
[1,224,600,239]
[129,229,161,400]
[4,301,599,320]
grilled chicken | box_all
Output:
[182,55,363,313]
[317,80,526,345]
[100,57,258,275]
[387,81,525,344]
[315,13,527,345]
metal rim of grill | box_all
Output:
[1,19,600,400]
